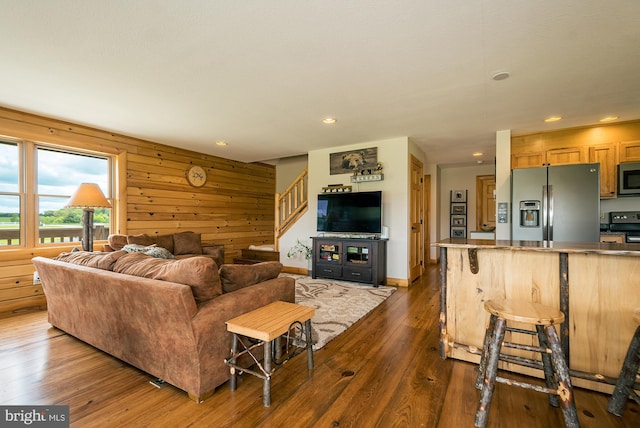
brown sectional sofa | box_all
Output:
[32,251,295,402]
[103,231,225,267]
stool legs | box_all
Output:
[475,316,506,427]
[474,319,579,428]
[536,325,560,408]
[608,325,640,416]
[475,314,497,390]
[544,325,579,428]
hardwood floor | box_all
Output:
[1,265,638,427]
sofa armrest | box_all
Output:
[202,245,224,267]
[191,276,295,338]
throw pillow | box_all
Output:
[127,233,155,247]
[219,261,283,293]
[122,244,175,259]
[107,234,128,251]
[173,231,202,255]
[113,252,222,302]
[54,250,127,271]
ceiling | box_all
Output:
[1,1,639,166]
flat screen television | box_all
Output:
[317,191,382,234]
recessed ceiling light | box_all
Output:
[473,152,484,157]
[492,71,510,81]
[215,141,228,146]
[544,116,562,123]
[322,117,337,124]
[599,116,619,123]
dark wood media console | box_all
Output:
[311,237,387,286]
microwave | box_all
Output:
[619,162,640,196]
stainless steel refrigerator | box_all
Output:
[511,163,600,242]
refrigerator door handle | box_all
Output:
[542,185,549,240]
[548,185,554,241]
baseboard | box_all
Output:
[282,266,408,287]
[282,266,309,275]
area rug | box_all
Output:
[281,274,396,350]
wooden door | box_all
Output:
[409,155,424,282]
[476,175,496,230]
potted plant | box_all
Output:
[287,239,312,274]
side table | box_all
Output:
[225,301,315,407]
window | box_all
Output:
[0,142,20,246]
[0,141,113,248]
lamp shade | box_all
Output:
[65,183,112,209]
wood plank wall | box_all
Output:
[0,107,276,317]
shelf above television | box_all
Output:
[351,173,384,183]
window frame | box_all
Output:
[0,138,116,250]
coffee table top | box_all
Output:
[226,301,315,341]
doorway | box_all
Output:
[476,175,496,230]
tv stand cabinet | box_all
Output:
[311,237,387,286]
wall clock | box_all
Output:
[187,165,207,187]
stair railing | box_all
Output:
[274,168,308,250]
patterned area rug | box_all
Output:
[281,274,396,350]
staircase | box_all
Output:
[274,168,308,250]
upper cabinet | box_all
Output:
[619,140,640,162]
[512,121,640,199]
[511,146,587,169]
[589,144,617,198]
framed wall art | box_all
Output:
[451,227,467,238]
[329,147,377,175]
[451,203,466,215]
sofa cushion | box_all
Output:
[113,252,221,302]
[127,233,176,254]
[219,261,283,293]
[127,233,155,247]
[173,232,202,255]
[122,244,175,259]
[54,250,127,271]
[107,234,129,251]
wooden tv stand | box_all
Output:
[311,237,387,286]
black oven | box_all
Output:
[610,211,640,243]
[618,162,640,196]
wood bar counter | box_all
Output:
[433,238,640,394]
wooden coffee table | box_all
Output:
[225,301,315,407]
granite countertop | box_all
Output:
[433,238,640,256]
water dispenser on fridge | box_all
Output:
[519,200,540,228]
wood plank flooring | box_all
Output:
[1,265,638,427]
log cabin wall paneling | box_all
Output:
[0,107,276,317]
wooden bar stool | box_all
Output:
[608,309,640,416]
[474,299,579,428]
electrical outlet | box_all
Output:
[33,271,41,285]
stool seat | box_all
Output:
[633,309,640,325]
[484,299,564,325]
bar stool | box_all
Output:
[474,299,579,428]
[607,309,640,416]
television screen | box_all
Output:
[317,191,382,234]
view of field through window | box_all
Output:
[0,142,111,246]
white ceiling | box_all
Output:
[1,1,639,166]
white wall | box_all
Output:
[438,163,496,239]
[275,155,307,193]
[280,137,411,281]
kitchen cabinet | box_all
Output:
[600,233,626,244]
[511,146,587,169]
[589,143,618,198]
[311,237,387,286]
[619,140,640,162]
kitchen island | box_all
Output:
[434,238,640,393]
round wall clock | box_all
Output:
[187,165,207,187]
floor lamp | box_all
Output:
[65,183,112,252]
